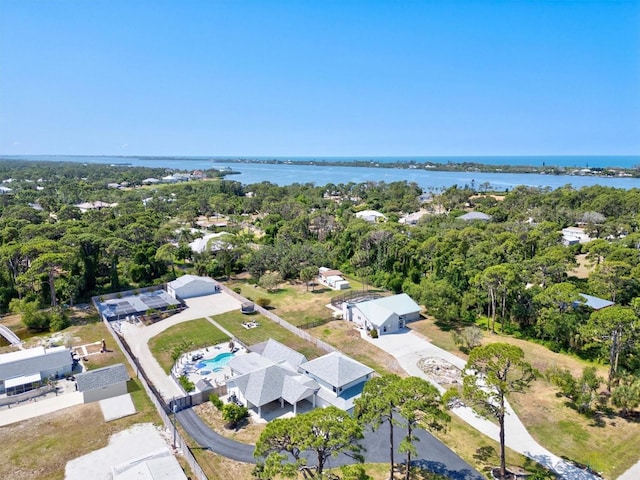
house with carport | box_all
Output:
[226,339,373,417]
[342,293,421,335]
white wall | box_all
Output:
[82,381,128,403]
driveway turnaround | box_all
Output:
[361,328,602,480]
[177,407,484,480]
[119,292,241,400]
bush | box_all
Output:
[452,326,483,352]
[369,328,378,338]
[256,297,271,308]
[49,310,70,331]
[178,375,195,393]
[233,286,242,294]
[222,402,249,429]
[209,393,223,410]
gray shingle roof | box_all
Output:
[0,346,72,382]
[168,274,216,289]
[75,363,129,392]
[458,211,492,221]
[250,339,307,369]
[300,352,373,389]
[231,364,319,408]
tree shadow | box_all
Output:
[412,459,483,480]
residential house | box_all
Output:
[318,267,350,290]
[578,294,615,311]
[355,210,387,223]
[342,293,421,335]
[458,211,492,221]
[188,232,233,254]
[562,227,592,246]
[226,339,372,417]
[0,346,73,395]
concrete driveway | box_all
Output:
[119,292,241,400]
[362,328,602,480]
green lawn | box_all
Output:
[148,318,230,373]
[211,310,326,360]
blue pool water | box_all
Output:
[195,352,234,370]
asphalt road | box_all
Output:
[177,408,484,480]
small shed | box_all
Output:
[167,274,219,299]
[75,363,129,403]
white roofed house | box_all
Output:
[342,293,421,335]
[318,267,350,290]
[355,210,387,223]
[0,346,73,396]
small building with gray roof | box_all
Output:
[166,274,220,299]
[75,363,129,403]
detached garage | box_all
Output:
[76,363,129,403]
[167,274,220,299]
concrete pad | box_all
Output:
[0,391,83,426]
[65,423,186,480]
[119,292,242,400]
[100,393,136,422]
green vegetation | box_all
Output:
[147,318,230,373]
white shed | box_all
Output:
[167,275,220,299]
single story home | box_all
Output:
[562,227,592,246]
[578,294,615,311]
[342,293,421,335]
[226,339,372,417]
[188,232,233,254]
[167,275,220,299]
[318,267,350,290]
[457,211,492,221]
[355,210,387,223]
[75,363,129,403]
[0,346,73,395]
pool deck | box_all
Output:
[174,343,247,391]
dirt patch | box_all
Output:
[193,402,264,445]
[569,253,594,279]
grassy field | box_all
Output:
[147,318,231,373]
[410,316,640,479]
[0,314,163,480]
[211,310,327,360]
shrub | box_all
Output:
[256,297,271,308]
[49,310,70,331]
[222,402,249,429]
[233,286,242,294]
[178,375,195,393]
[209,393,223,410]
[452,326,483,352]
[369,328,378,338]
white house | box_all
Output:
[458,211,492,221]
[343,293,421,335]
[75,363,129,403]
[0,186,12,194]
[167,275,220,299]
[355,210,387,223]
[562,227,591,246]
[318,267,350,290]
[226,339,372,417]
[0,346,73,395]
[188,232,233,254]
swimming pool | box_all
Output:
[195,352,234,370]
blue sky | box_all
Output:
[1,0,639,156]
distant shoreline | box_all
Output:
[212,158,640,179]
